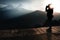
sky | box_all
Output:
[0,0,60,13]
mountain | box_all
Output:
[0,10,47,29]
[53,13,60,20]
[0,10,60,29]
[0,7,33,20]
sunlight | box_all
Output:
[41,0,60,13]
[21,0,60,13]
[47,0,60,13]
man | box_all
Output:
[43,4,54,26]
[45,4,54,40]
[45,4,53,21]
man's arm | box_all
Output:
[45,6,48,12]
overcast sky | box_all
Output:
[0,0,60,12]
[0,0,49,11]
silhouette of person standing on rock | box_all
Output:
[45,4,54,40]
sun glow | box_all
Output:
[21,0,60,13]
[45,0,60,13]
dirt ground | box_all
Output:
[0,26,60,40]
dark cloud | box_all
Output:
[0,0,32,9]
[0,0,32,4]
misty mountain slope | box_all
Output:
[20,10,46,25]
[0,10,47,29]
[53,13,60,20]
[0,8,32,19]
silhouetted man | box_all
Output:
[43,4,54,26]
[46,4,53,21]
[45,4,54,40]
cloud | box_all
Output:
[0,4,8,8]
[0,0,33,9]
[0,0,32,3]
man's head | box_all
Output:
[48,4,53,9]
[48,4,51,7]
